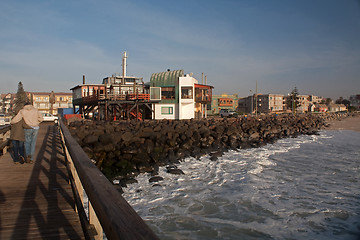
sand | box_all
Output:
[324,115,360,132]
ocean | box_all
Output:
[122,130,360,240]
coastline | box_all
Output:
[324,114,360,132]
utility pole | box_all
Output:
[250,90,253,116]
[255,80,258,118]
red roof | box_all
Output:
[195,84,213,89]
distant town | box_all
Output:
[1,52,359,121]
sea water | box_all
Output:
[122,130,360,240]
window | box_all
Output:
[150,87,161,100]
[218,98,233,106]
[161,87,175,99]
[161,107,173,115]
[181,87,193,99]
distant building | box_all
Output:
[238,94,284,114]
[349,95,360,110]
[328,103,347,112]
[257,94,284,113]
[314,103,328,112]
[28,92,73,115]
[309,95,323,104]
[210,93,238,115]
[238,96,252,114]
[296,95,311,113]
[150,70,213,120]
[1,92,72,115]
[0,93,16,114]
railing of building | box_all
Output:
[195,86,212,103]
[0,124,11,155]
[82,93,151,103]
[58,119,159,240]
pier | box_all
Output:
[0,122,158,240]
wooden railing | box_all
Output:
[0,125,11,155]
[127,94,150,101]
[59,119,159,240]
[82,93,151,103]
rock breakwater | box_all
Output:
[68,114,327,181]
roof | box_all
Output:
[28,92,72,96]
[195,83,214,89]
[70,84,105,90]
[150,70,184,87]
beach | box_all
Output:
[325,114,360,132]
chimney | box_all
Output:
[83,75,85,84]
[122,51,127,78]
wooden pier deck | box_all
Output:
[0,123,85,239]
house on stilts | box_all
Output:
[71,52,213,120]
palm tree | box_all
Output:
[286,87,301,115]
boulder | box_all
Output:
[149,176,164,183]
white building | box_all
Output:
[150,70,212,120]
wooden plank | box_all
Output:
[0,123,85,240]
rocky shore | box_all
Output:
[67,113,356,186]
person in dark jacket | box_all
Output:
[11,103,43,163]
[10,119,31,164]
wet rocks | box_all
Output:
[67,113,333,182]
[149,176,164,183]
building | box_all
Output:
[0,93,16,114]
[238,94,284,114]
[309,95,323,104]
[28,92,73,115]
[256,94,284,113]
[72,52,162,120]
[349,95,360,110]
[295,95,311,113]
[150,70,213,120]
[314,103,328,112]
[210,94,238,115]
[237,96,251,114]
[328,103,347,112]
[1,92,72,115]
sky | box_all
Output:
[1,0,359,100]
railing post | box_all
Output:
[89,201,103,240]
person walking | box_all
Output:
[10,118,31,164]
[11,102,43,163]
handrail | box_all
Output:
[58,119,159,240]
[0,124,11,155]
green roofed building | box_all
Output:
[150,69,213,120]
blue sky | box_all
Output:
[1,0,359,100]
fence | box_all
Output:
[58,119,159,240]
[0,125,11,155]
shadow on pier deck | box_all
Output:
[0,122,84,239]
